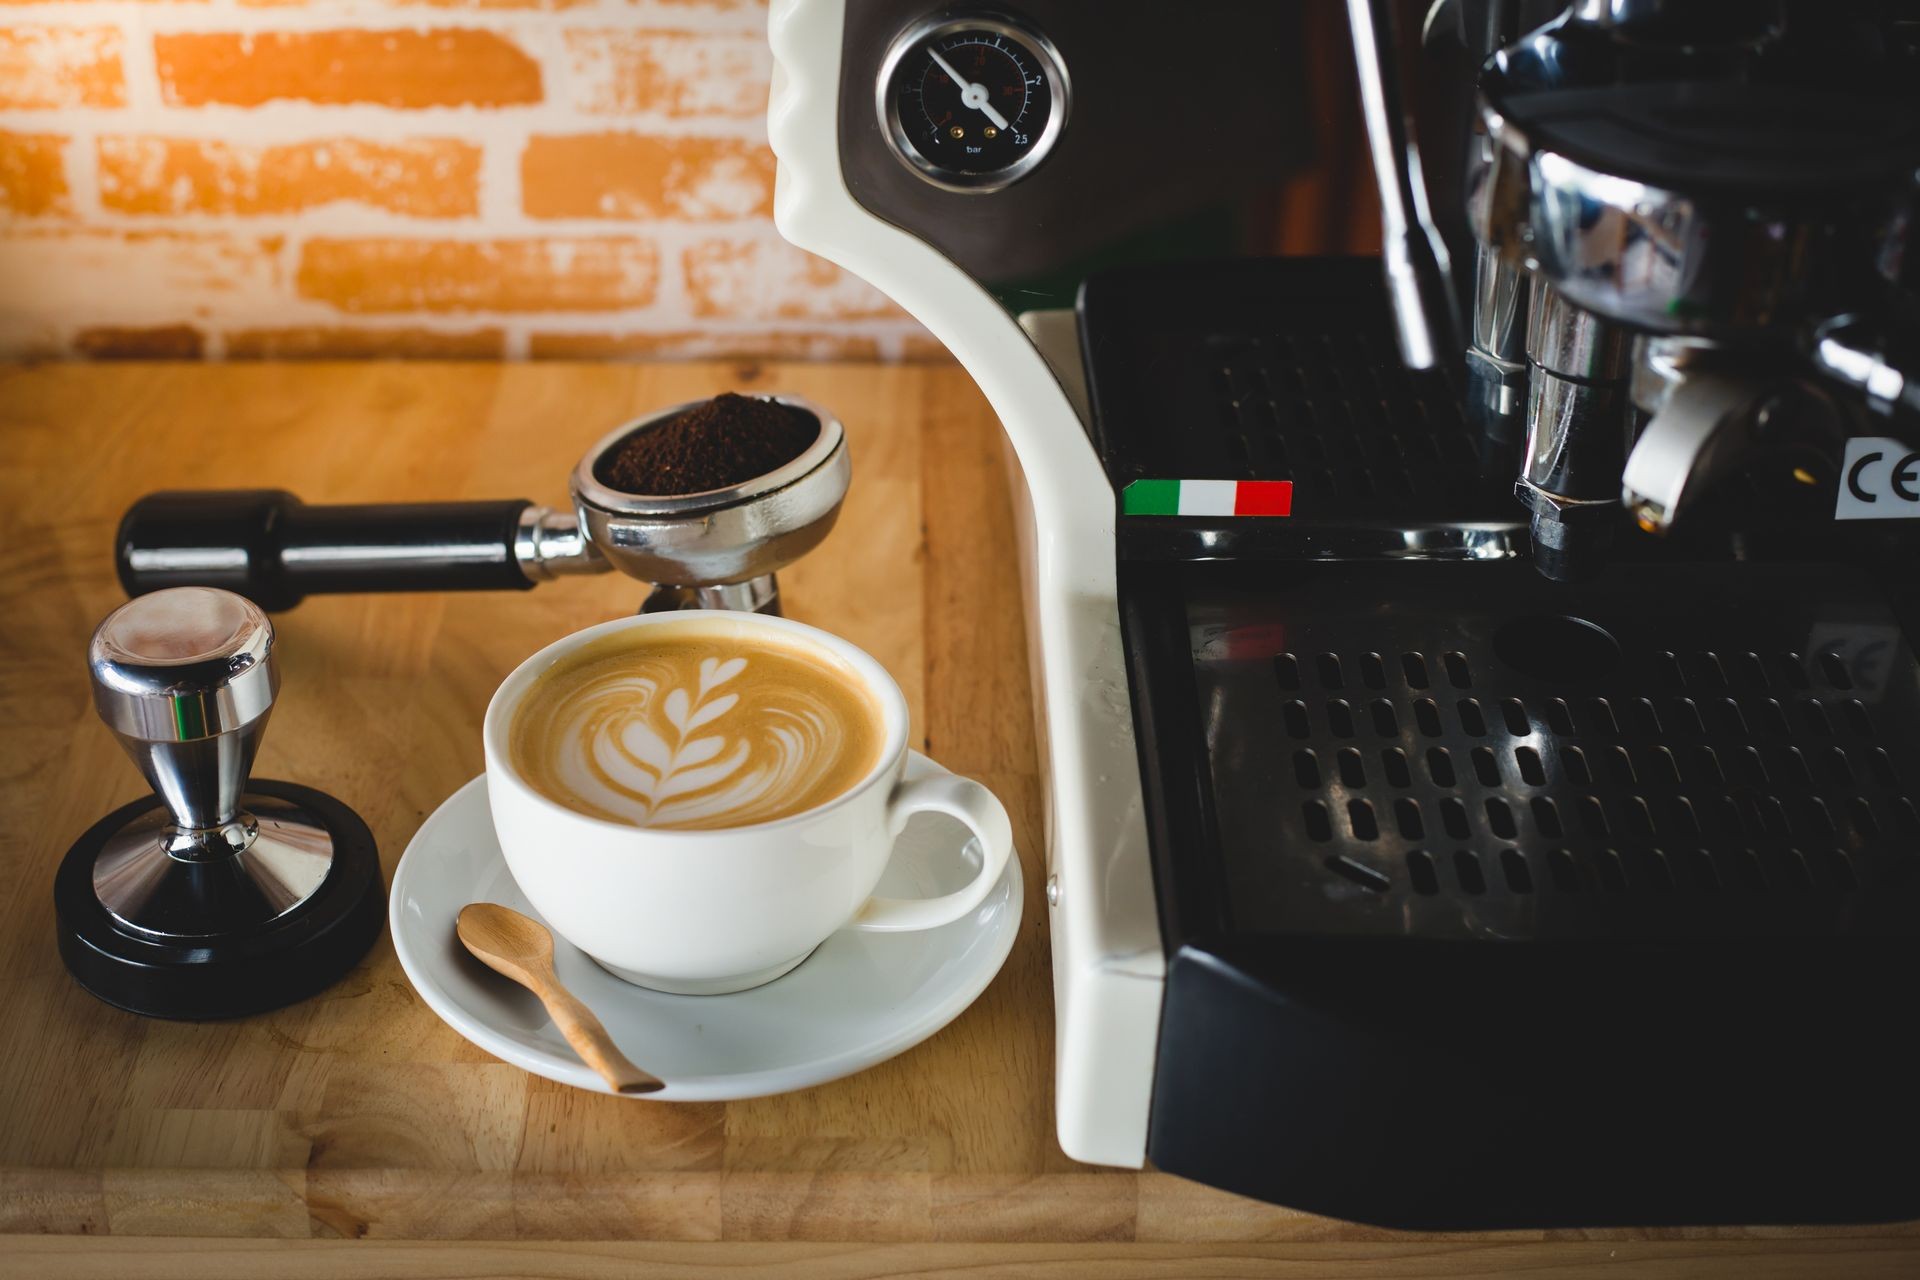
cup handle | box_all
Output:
[847,772,1015,933]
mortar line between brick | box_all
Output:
[114,2,163,116]
[60,128,102,222]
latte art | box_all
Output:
[509,630,883,831]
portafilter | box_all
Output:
[116,394,850,615]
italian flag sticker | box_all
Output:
[1122,478,1293,517]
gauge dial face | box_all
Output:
[880,17,1068,192]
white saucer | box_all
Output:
[389,753,1023,1100]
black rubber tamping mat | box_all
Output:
[55,779,385,1019]
[1126,558,1920,943]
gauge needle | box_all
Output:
[928,48,1011,131]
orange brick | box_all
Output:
[234,2,598,8]
[73,325,205,359]
[521,134,772,222]
[225,326,505,358]
[683,237,904,322]
[0,131,68,216]
[0,27,125,109]
[528,330,881,361]
[99,136,481,218]
[564,29,766,117]
[155,29,540,108]
[296,238,659,313]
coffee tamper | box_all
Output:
[55,586,384,1018]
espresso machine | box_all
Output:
[765,0,1920,1227]
[108,0,1920,1227]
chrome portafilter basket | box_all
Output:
[117,394,850,616]
[565,398,849,614]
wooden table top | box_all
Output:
[2,360,1916,1278]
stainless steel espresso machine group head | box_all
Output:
[1355,0,1920,579]
[116,395,849,616]
[57,586,385,1018]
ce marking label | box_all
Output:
[1835,437,1920,520]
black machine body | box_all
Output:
[1087,258,1920,1227]
[808,0,1920,1229]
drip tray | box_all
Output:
[1157,560,1920,941]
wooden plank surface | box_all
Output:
[10,1237,1920,1280]
[0,360,1915,1275]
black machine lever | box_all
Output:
[117,491,540,612]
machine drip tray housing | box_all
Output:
[1124,558,1920,1229]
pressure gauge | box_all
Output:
[878,15,1069,192]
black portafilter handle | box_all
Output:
[117,490,540,611]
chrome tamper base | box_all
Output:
[56,587,384,1019]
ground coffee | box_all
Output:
[595,393,820,496]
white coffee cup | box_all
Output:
[482,610,1014,995]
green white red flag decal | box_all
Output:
[1122,478,1293,517]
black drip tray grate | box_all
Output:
[1195,327,1482,512]
[1188,562,1920,940]
[1081,258,1515,527]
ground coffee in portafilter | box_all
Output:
[595,393,820,496]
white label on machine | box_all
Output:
[1834,437,1920,519]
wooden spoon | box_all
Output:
[455,903,665,1095]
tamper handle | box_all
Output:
[72,587,375,966]
[117,490,544,611]
[90,586,278,839]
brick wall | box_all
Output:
[0,0,938,361]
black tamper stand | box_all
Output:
[55,587,384,1019]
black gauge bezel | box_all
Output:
[875,13,1070,193]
